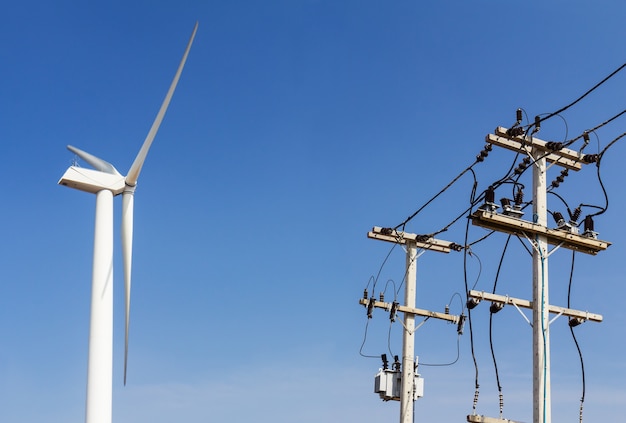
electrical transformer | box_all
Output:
[374,369,424,401]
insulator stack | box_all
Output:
[552,211,566,227]
[569,317,583,327]
[381,354,389,370]
[389,301,399,322]
[583,131,590,144]
[485,186,495,203]
[490,302,504,314]
[514,157,532,175]
[367,297,375,319]
[393,355,401,371]
[450,243,463,252]
[550,168,569,188]
[467,297,480,310]
[514,189,524,205]
[476,143,493,162]
[506,126,525,137]
[579,401,584,423]
[584,215,595,232]
[570,206,582,222]
[546,141,564,151]
[534,115,541,132]
[583,154,599,163]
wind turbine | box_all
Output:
[58,22,198,423]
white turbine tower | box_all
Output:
[58,22,198,423]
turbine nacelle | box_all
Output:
[59,165,126,195]
[59,145,126,195]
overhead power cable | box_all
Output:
[464,177,481,413]
[537,62,626,125]
[599,131,626,157]
[567,251,586,423]
[563,108,626,149]
[394,165,476,231]
[394,143,494,230]
[489,235,511,419]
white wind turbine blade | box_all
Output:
[67,145,121,175]
[121,21,198,385]
[125,21,198,186]
[121,189,133,385]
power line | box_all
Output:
[537,62,626,125]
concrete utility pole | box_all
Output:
[400,241,417,423]
[531,143,550,423]
[362,227,461,423]
[470,127,610,423]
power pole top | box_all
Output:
[470,209,610,255]
[368,226,462,253]
[470,126,612,423]
[487,127,587,171]
[359,297,461,324]
[467,290,603,323]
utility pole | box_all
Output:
[401,240,417,423]
[362,227,462,423]
[469,127,610,423]
[531,140,550,423]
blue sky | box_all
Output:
[1,1,626,422]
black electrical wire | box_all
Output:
[431,171,478,237]
[587,156,610,218]
[590,108,626,133]
[467,229,496,247]
[563,109,626,149]
[430,154,521,242]
[420,335,462,367]
[537,62,626,125]
[370,242,400,294]
[464,175,481,405]
[534,112,570,143]
[599,131,626,157]
[420,292,465,367]
[394,140,503,232]
[567,250,586,423]
[456,157,530,248]
[383,279,398,302]
[358,319,379,359]
[418,149,522,243]
[394,164,478,230]
[360,277,398,359]
[387,321,395,358]
[468,249,483,291]
[548,190,571,212]
[489,235,511,416]
[490,152,523,192]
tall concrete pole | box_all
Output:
[532,147,551,423]
[400,241,417,423]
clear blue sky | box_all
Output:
[1,1,626,422]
